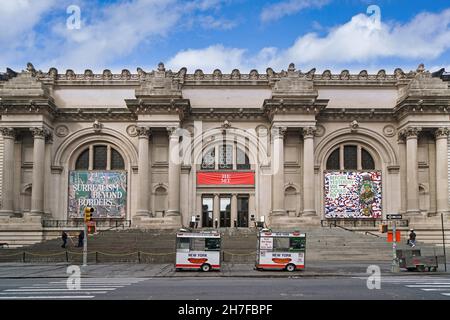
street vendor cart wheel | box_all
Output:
[285,263,296,272]
[416,265,425,272]
[201,263,211,272]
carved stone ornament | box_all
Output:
[302,127,316,137]
[435,127,449,139]
[350,120,359,132]
[126,124,139,137]
[167,126,179,136]
[136,126,150,137]
[382,125,396,137]
[0,127,16,138]
[404,127,421,138]
[221,120,232,130]
[315,125,326,137]
[30,127,47,138]
[55,125,69,137]
[271,126,287,138]
[92,120,103,133]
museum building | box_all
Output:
[0,62,449,244]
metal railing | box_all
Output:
[42,219,132,229]
[321,218,409,228]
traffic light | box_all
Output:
[84,207,94,222]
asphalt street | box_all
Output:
[1,276,450,300]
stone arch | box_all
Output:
[153,184,168,217]
[315,127,397,168]
[315,127,397,219]
[53,127,138,168]
[21,183,32,213]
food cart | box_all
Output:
[255,230,306,272]
[396,249,445,272]
[175,231,221,272]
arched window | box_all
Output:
[237,148,250,170]
[74,144,125,170]
[201,144,251,170]
[326,144,375,170]
[201,148,215,170]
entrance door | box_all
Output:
[237,196,249,227]
[220,196,231,227]
[202,197,213,227]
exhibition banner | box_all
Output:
[197,171,255,185]
[68,171,127,218]
[324,171,382,219]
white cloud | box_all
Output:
[260,0,331,23]
[169,8,450,73]
[167,44,247,72]
[199,15,238,30]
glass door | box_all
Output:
[220,196,231,227]
[237,195,249,227]
[202,197,213,227]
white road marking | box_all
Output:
[0,296,94,299]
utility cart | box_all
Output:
[396,249,445,272]
[255,230,306,272]
[175,230,221,272]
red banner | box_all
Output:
[197,172,254,185]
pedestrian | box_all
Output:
[408,229,416,247]
[78,230,84,247]
[61,231,68,248]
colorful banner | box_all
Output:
[324,171,382,219]
[197,172,255,185]
[68,171,127,219]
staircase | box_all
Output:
[1,226,442,264]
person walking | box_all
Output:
[408,229,417,247]
[61,231,68,248]
[77,230,84,247]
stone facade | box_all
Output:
[0,62,449,236]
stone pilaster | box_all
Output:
[136,127,151,217]
[397,132,407,214]
[0,128,16,216]
[435,128,449,215]
[405,127,421,215]
[213,193,220,228]
[231,193,238,227]
[271,126,286,216]
[166,126,181,216]
[30,127,47,216]
[302,127,316,216]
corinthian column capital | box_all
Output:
[271,126,287,139]
[0,127,16,138]
[435,127,449,139]
[30,127,47,138]
[302,126,316,138]
[404,127,421,139]
[137,126,151,138]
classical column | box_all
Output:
[166,126,181,216]
[405,127,421,215]
[136,127,151,217]
[271,126,286,216]
[231,193,238,227]
[213,194,220,228]
[435,128,449,215]
[30,127,47,216]
[397,132,407,214]
[0,128,16,216]
[302,127,316,216]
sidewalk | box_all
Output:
[0,261,448,279]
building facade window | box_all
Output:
[74,144,125,170]
[326,144,376,170]
[201,143,250,171]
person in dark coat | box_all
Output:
[78,230,84,247]
[61,231,68,248]
[408,229,416,247]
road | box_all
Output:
[0,276,450,300]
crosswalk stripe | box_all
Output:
[421,289,450,291]
[0,296,95,299]
[5,288,117,292]
[406,285,450,288]
[0,291,107,295]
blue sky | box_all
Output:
[1,0,450,74]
